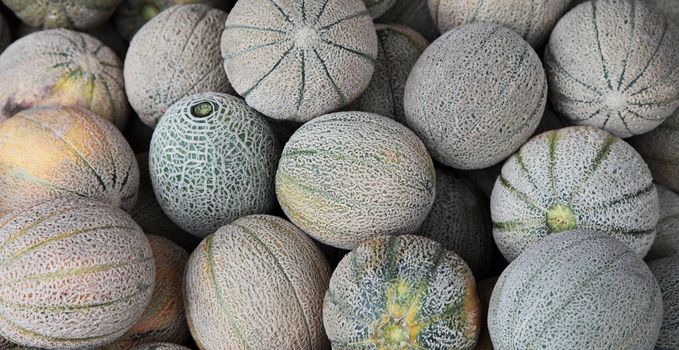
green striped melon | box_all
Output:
[473,277,497,350]
[0,0,122,29]
[648,256,679,349]
[184,215,331,350]
[0,106,139,214]
[545,0,679,138]
[221,0,378,122]
[150,92,280,238]
[276,111,436,250]
[363,0,397,18]
[630,109,679,191]
[124,4,232,127]
[378,0,440,42]
[404,22,546,170]
[0,29,129,129]
[491,126,659,261]
[323,235,481,350]
[648,184,679,259]
[129,344,190,350]
[0,197,155,350]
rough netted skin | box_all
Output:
[0,0,122,29]
[491,126,659,262]
[648,184,679,259]
[473,277,497,350]
[184,215,331,350]
[324,235,481,350]
[15,22,129,59]
[648,256,679,350]
[150,92,280,238]
[630,109,679,191]
[489,230,663,349]
[0,197,155,350]
[276,112,436,250]
[0,29,129,129]
[129,343,191,350]
[545,0,679,138]
[125,4,232,128]
[221,0,378,122]
[404,23,546,170]
[351,24,428,124]
[378,0,439,42]
[0,106,139,214]
[363,0,397,18]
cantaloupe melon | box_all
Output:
[1,0,122,29]
[363,0,397,18]
[648,256,679,349]
[378,0,440,42]
[276,111,436,250]
[15,22,129,59]
[404,22,546,170]
[184,215,331,350]
[491,126,659,261]
[0,29,129,129]
[489,230,663,349]
[0,13,10,52]
[324,234,481,350]
[129,343,190,350]
[124,4,232,127]
[221,0,378,122]
[630,109,679,191]
[545,0,679,138]
[0,106,139,214]
[0,197,155,350]
[474,277,497,350]
[648,184,679,259]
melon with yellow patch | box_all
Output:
[1,0,122,29]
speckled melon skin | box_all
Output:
[363,0,397,18]
[648,184,679,259]
[125,4,232,128]
[648,256,679,350]
[473,277,497,350]
[0,29,129,129]
[378,0,439,42]
[324,235,481,350]
[129,343,191,350]
[221,0,378,122]
[184,215,331,350]
[404,22,546,170]
[0,106,139,214]
[0,197,155,350]
[630,109,679,192]
[545,0,679,138]
[0,0,122,29]
[276,111,436,250]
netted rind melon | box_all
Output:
[648,256,679,350]
[363,0,397,18]
[0,0,122,29]
[324,235,481,350]
[184,215,331,350]
[125,4,232,128]
[0,197,155,350]
[0,106,139,213]
[489,230,663,349]
[221,0,378,122]
[404,22,546,170]
[129,343,190,350]
[0,29,129,129]
[378,0,439,42]
[545,0,679,138]
[648,184,679,259]
[276,111,436,250]
[630,109,679,191]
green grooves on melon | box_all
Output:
[648,256,679,349]
[1,0,122,29]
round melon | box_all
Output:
[629,109,679,191]
[351,24,428,124]
[221,0,378,122]
[363,0,397,18]
[404,22,546,170]
[324,234,481,350]
[489,230,663,349]
[378,0,440,42]
[0,0,122,29]
[0,197,155,350]
[0,13,10,52]
[150,92,280,238]
[0,106,139,214]
[474,277,497,350]
[276,111,436,250]
[124,4,232,128]
[184,215,331,350]
[648,184,679,259]
[648,256,679,349]
[545,0,679,138]
[129,344,190,350]
[0,29,129,129]
[16,22,128,59]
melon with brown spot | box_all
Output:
[378,0,439,42]
[629,109,679,192]
[324,234,481,350]
[648,256,679,350]
[129,343,191,350]
[0,0,122,29]
[0,29,129,129]
[0,197,155,350]
[647,184,679,259]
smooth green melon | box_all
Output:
[363,0,397,18]
[129,344,190,350]
[378,0,440,42]
[630,109,679,192]
[1,0,122,29]
[648,184,679,259]
[648,256,679,349]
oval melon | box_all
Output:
[324,234,481,350]
[184,215,331,350]
[124,4,232,127]
[0,106,139,213]
[648,184,679,259]
[150,92,280,238]
[545,0,679,138]
[648,256,679,349]
[221,0,378,122]
[378,0,440,42]
[129,344,190,350]
[363,0,397,18]
[0,0,122,29]
[276,111,436,250]
[0,29,129,129]
[629,109,679,191]
[489,230,663,349]
[404,22,546,170]
[0,197,155,350]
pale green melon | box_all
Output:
[363,0,397,18]
[378,0,440,42]
[1,0,122,29]
[648,256,679,349]
[474,277,497,350]
[129,344,190,350]
[630,109,679,192]
[648,184,679,259]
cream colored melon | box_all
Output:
[378,0,439,42]
[648,184,679,259]
[129,344,190,350]
[630,109,679,191]
[1,0,122,29]
[648,256,679,349]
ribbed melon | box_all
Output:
[129,344,190,350]
[491,126,658,261]
[648,256,679,350]
[378,0,440,42]
[0,0,122,29]
[323,235,481,350]
[474,277,497,350]
[221,0,378,122]
[489,230,663,349]
[0,106,139,214]
[125,4,232,127]
[0,29,129,129]
[150,92,280,238]
[545,0,679,138]
[276,111,436,250]
[648,184,679,259]
[184,215,331,350]
[0,197,155,350]
[404,22,546,170]
[363,0,397,18]
[630,109,679,191]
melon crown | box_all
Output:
[546,203,577,233]
[368,279,426,349]
[191,102,214,118]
